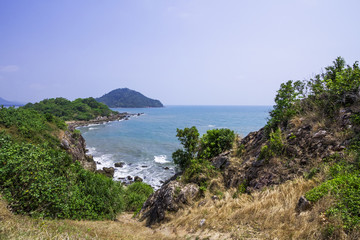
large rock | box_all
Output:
[96,167,115,178]
[114,162,125,168]
[138,180,199,226]
[61,127,97,172]
[295,196,312,213]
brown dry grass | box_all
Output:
[162,177,330,239]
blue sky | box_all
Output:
[0,0,359,105]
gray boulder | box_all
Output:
[138,180,199,226]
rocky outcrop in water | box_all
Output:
[66,112,132,128]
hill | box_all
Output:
[96,88,163,108]
[23,97,118,121]
[0,97,24,106]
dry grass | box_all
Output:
[162,177,332,239]
[0,196,178,240]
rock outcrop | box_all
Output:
[66,112,130,128]
[138,180,199,226]
[61,125,96,172]
[96,167,115,178]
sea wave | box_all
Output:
[208,124,216,128]
[154,155,169,164]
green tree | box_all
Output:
[199,128,235,159]
[172,126,199,170]
[266,80,304,133]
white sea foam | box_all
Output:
[89,127,99,130]
[154,155,169,164]
[87,123,101,127]
[87,147,97,155]
[208,124,216,127]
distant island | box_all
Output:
[0,97,24,106]
[96,88,163,108]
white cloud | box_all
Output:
[0,65,19,72]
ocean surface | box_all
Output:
[78,105,271,189]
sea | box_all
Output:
[77,105,271,189]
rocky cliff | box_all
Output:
[60,125,96,172]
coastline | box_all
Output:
[66,112,142,128]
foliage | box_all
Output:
[123,182,154,213]
[172,127,234,191]
[266,57,360,134]
[236,144,245,157]
[233,181,247,198]
[259,128,284,161]
[172,126,200,170]
[0,132,124,220]
[0,107,153,220]
[305,171,360,231]
[96,88,163,108]
[24,97,115,121]
[0,106,64,146]
[266,80,305,133]
[199,128,235,159]
[182,158,218,189]
[172,127,235,171]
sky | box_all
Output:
[0,0,360,105]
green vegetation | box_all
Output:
[124,182,154,213]
[172,126,235,189]
[199,128,235,160]
[172,126,200,170]
[96,88,163,108]
[263,57,360,234]
[259,127,284,161]
[0,131,124,220]
[24,97,115,121]
[0,106,152,220]
[266,57,360,133]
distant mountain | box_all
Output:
[96,88,163,108]
[0,97,24,106]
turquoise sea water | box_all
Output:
[78,105,271,189]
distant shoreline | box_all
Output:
[66,112,142,128]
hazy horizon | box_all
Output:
[1,0,360,105]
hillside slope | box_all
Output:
[96,88,163,108]
[138,57,360,239]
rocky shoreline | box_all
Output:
[66,112,142,128]
[63,112,147,182]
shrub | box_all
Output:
[199,128,235,159]
[0,132,124,220]
[124,182,154,213]
[172,126,200,170]
[258,128,284,161]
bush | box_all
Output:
[0,107,64,146]
[199,128,235,159]
[124,182,154,213]
[258,128,284,161]
[305,173,360,231]
[0,132,125,220]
